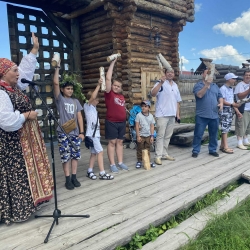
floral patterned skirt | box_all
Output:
[0,120,53,225]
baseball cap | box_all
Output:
[141,100,151,107]
[224,72,238,80]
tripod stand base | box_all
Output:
[35,209,90,243]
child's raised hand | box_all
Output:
[98,78,102,86]
[110,57,118,65]
[57,59,61,67]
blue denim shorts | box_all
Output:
[57,133,81,163]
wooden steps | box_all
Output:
[172,123,195,135]
[171,131,209,146]
[171,123,198,146]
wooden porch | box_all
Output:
[1,135,249,250]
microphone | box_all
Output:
[21,78,37,86]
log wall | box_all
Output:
[79,6,115,137]
[79,0,194,138]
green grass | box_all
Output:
[115,181,242,250]
[181,198,250,250]
[181,117,196,124]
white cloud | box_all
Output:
[213,9,250,42]
[200,45,247,65]
[195,3,202,12]
[191,48,196,51]
[180,56,189,64]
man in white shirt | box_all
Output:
[151,68,182,165]
[234,70,250,149]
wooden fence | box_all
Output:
[178,79,197,118]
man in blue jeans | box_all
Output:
[192,68,223,158]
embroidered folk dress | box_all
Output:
[0,54,53,224]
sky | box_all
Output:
[179,0,250,71]
[0,0,250,72]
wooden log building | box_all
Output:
[195,57,250,87]
[2,0,195,140]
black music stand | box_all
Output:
[30,83,90,243]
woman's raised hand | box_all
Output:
[31,32,39,55]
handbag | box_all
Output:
[61,100,77,134]
[84,136,94,149]
[62,119,77,134]
[85,112,99,149]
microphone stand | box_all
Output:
[29,83,90,243]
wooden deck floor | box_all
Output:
[1,136,249,250]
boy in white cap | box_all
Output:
[135,100,156,169]
[219,73,241,153]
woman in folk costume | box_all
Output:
[0,33,53,225]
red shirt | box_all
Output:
[105,90,126,122]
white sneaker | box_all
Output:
[243,142,250,146]
[237,144,248,150]
[154,158,162,165]
[162,155,175,161]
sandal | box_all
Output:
[136,162,142,169]
[221,148,234,154]
[99,173,114,180]
[150,162,156,168]
[86,171,97,180]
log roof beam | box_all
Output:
[44,10,74,43]
[114,0,194,22]
[132,0,187,20]
[60,0,106,19]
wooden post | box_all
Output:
[71,18,81,73]
[142,149,151,170]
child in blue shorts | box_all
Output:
[53,60,85,190]
[84,78,114,180]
